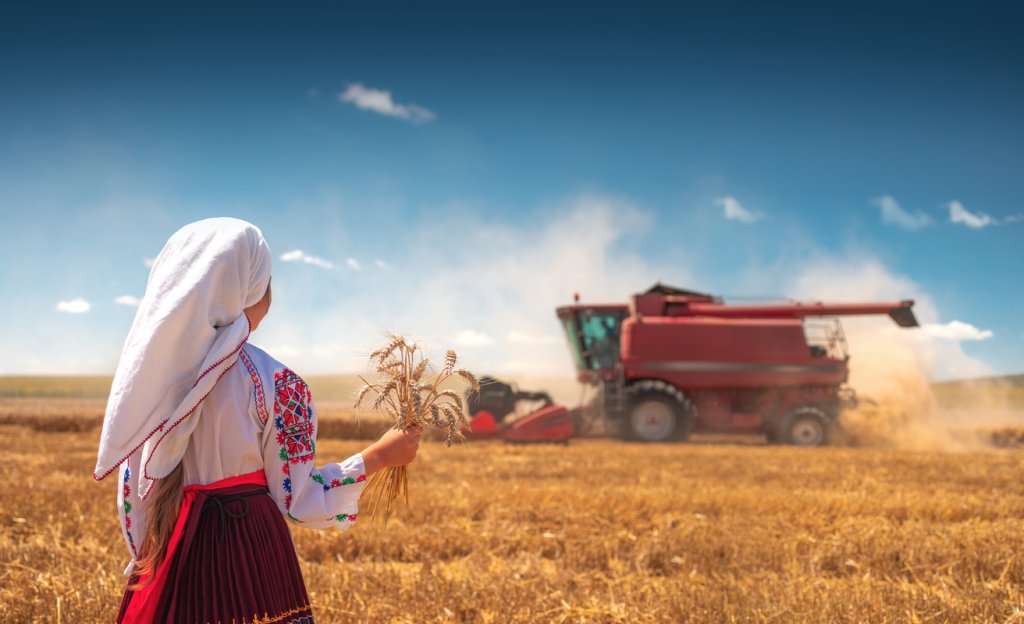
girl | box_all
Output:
[94,218,420,623]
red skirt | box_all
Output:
[117,471,314,624]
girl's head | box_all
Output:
[146,217,273,330]
[97,216,273,482]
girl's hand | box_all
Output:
[360,426,422,476]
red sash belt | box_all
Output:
[123,470,268,623]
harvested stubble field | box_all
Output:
[3,413,1024,623]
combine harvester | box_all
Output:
[468,283,918,446]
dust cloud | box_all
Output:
[836,320,1022,451]
[783,257,1019,451]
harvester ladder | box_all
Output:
[603,364,627,417]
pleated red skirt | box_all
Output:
[117,471,314,624]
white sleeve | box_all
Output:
[262,366,368,529]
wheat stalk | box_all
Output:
[355,334,478,524]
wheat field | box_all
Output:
[2,409,1024,623]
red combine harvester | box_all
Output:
[556,284,919,445]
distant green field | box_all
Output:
[2,373,1021,408]
[932,374,1024,409]
[0,375,368,401]
[0,376,113,399]
[933,373,1024,389]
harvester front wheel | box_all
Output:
[625,381,694,443]
[779,406,831,447]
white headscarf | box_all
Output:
[94,218,272,496]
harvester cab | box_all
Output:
[557,283,918,445]
[559,304,629,377]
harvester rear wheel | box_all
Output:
[779,406,831,447]
[625,381,694,443]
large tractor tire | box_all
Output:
[778,406,832,447]
[625,380,695,442]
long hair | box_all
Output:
[128,462,184,589]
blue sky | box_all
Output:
[0,2,1021,381]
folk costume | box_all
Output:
[95,218,366,624]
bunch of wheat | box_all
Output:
[355,334,479,522]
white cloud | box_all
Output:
[873,195,931,231]
[311,343,345,358]
[715,196,761,224]
[948,200,995,229]
[346,258,362,271]
[114,295,142,307]
[143,257,155,268]
[270,194,691,377]
[923,320,994,341]
[453,330,495,348]
[56,298,91,314]
[507,331,560,345]
[261,344,302,359]
[1005,214,1023,224]
[280,249,334,269]
[339,83,436,123]
[374,259,391,270]
[252,193,992,385]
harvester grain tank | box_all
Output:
[557,284,918,445]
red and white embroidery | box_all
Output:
[240,348,269,424]
[274,368,316,515]
[123,466,138,558]
[274,369,315,463]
